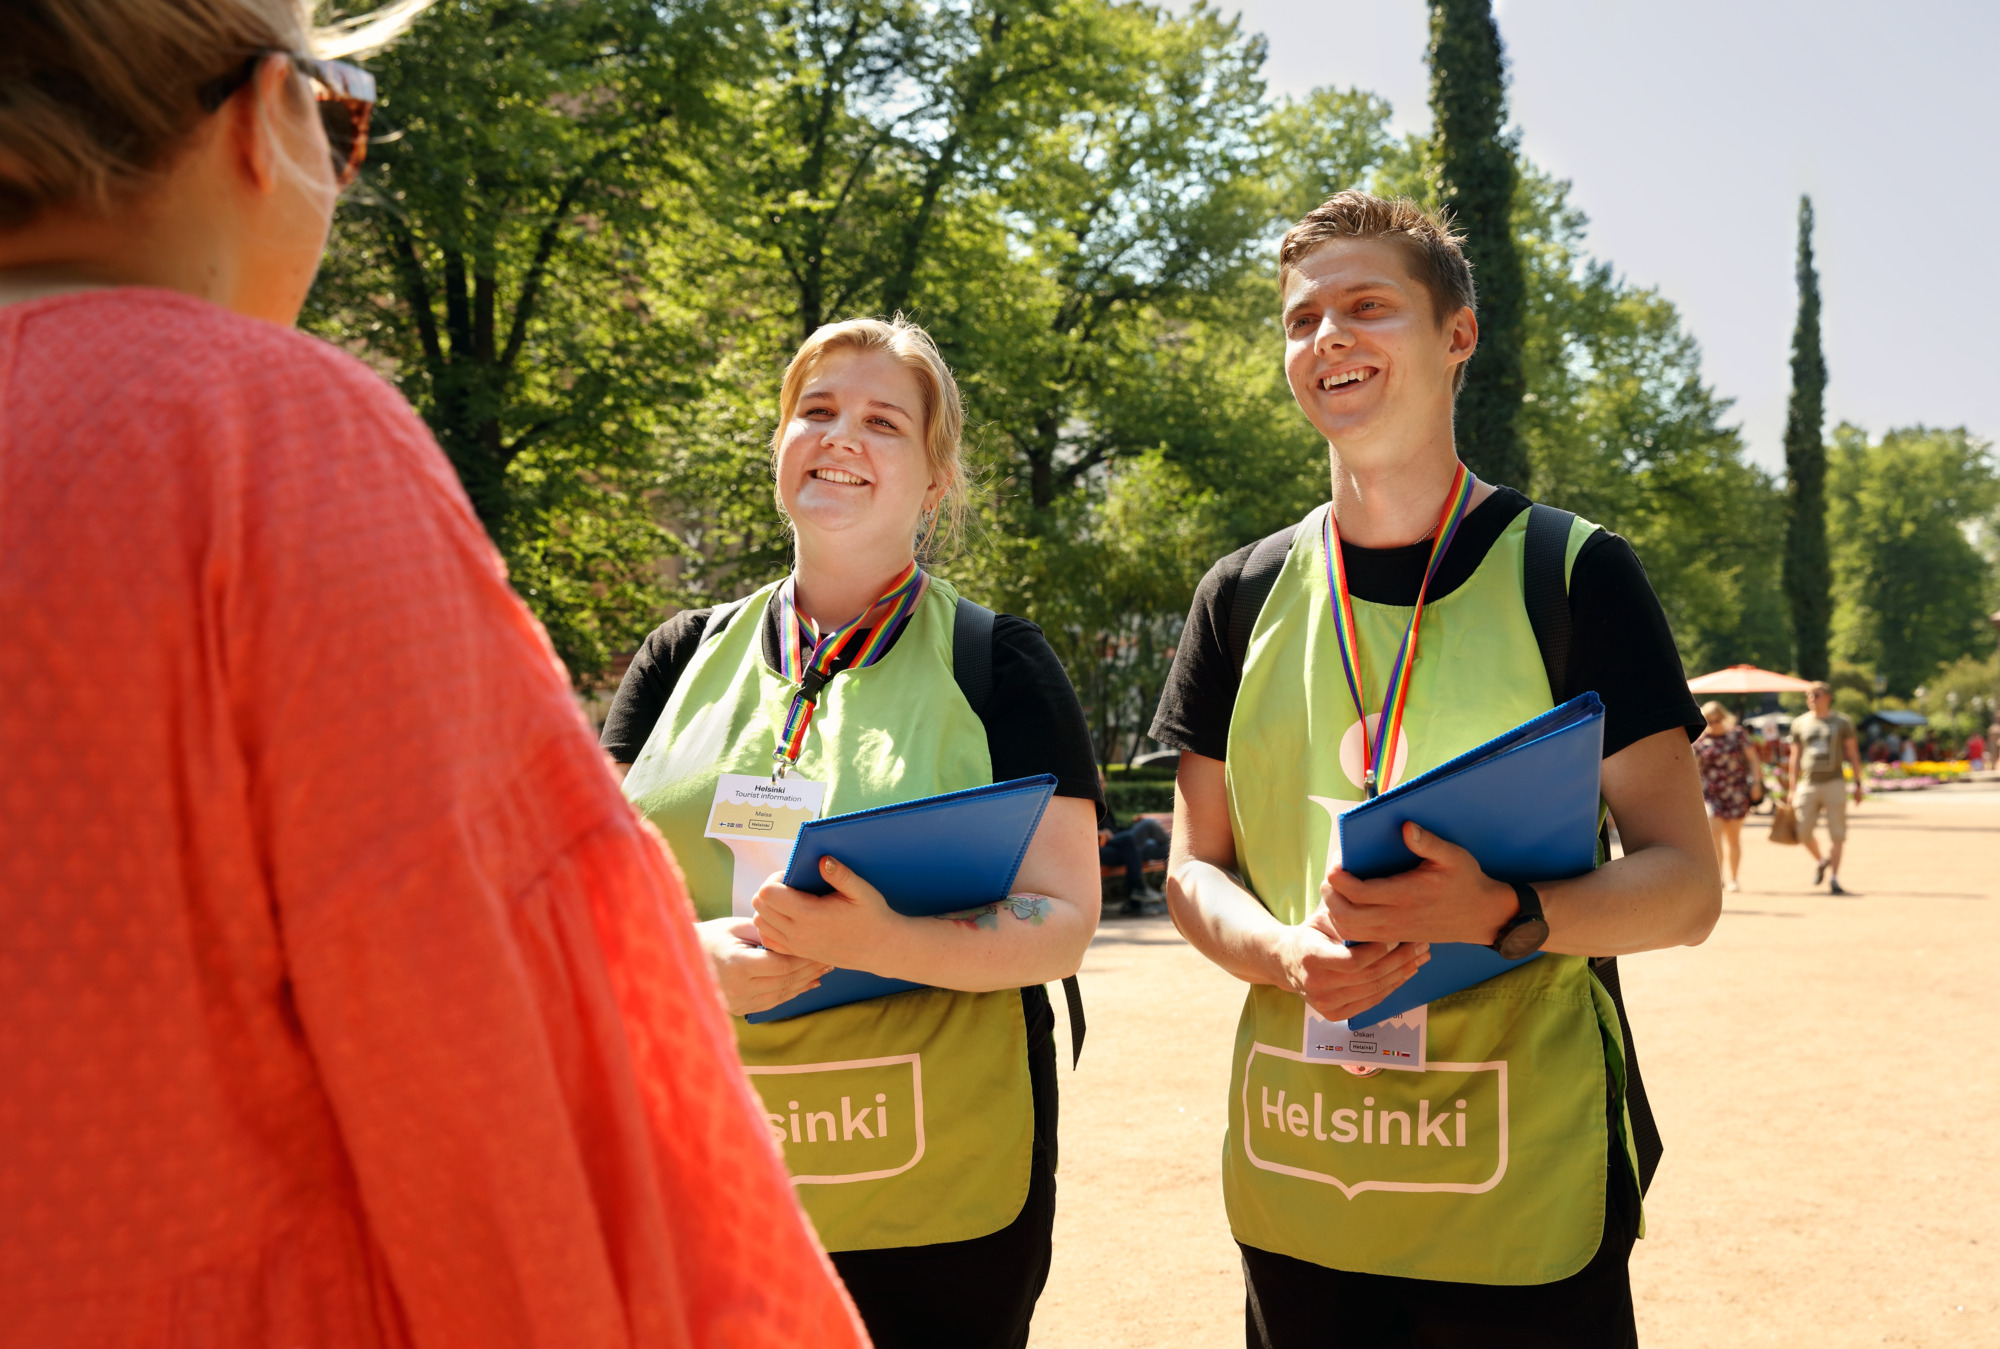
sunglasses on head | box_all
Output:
[197,52,377,187]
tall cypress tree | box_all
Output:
[1782,196,1831,679]
[1428,0,1528,489]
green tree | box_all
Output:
[724,0,1099,345]
[1782,195,1831,678]
[666,0,1299,613]
[1510,169,1785,675]
[944,71,1391,759]
[1426,0,1527,489]
[306,0,745,680]
[932,2,1279,514]
[1913,653,2000,746]
[1827,424,1998,696]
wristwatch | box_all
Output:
[1491,882,1550,960]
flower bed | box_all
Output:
[1870,760,1970,782]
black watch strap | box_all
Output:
[1492,882,1550,960]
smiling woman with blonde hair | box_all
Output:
[0,3,862,1344]
[602,316,1103,1348]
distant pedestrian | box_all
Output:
[1787,683,1865,893]
[1695,702,1759,891]
[1965,730,1987,772]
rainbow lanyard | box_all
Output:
[1322,464,1477,798]
[771,562,927,778]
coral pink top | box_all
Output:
[0,290,864,1348]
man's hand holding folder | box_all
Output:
[1320,819,1522,946]
[1274,913,1433,1025]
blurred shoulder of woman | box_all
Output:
[0,2,862,1342]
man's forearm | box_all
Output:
[1166,858,1286,988]
[1537,842,1718,957]
[1537,725,1720,956]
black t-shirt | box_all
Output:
[601,597,1105,814]
[1149,487,1702,761]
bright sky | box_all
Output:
[1206,0,2000,474]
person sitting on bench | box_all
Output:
[1098,770,1170,914]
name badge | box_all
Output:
[1304,1004,1428,1073]
[705,773,826,842]
[707,773,826,919]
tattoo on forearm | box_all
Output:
[937,893,1054,931]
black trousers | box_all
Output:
[1099,817,1170,893]
[829,986,1059,1349]
[1241,1145,1641,1349]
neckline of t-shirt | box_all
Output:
[757,586,921,678]
[1333,486,1531,607]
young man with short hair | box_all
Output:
[1150,192,1722,1347]
[1787,682,1864,893]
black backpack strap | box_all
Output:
[1227,522,1304,677]
[1591,953,1663,1195]
[1523,500,1665,1195]
[1058,972,1085,1071]
[1522,502,1576,704]
[953,594,1085,1067]
[700,596,751,645]
[951,596,997,717]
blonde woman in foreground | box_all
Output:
[0,3,863,1344]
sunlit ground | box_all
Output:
[1030,783,2000,1348]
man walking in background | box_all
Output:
[1788,682,1864,894]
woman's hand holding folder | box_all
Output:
[754,855,913,973]
[697,916,832,1016]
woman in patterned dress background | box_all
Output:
[1696,700,1761,892]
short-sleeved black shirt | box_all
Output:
[1148,487,1702,761]
[601,596,1105,814]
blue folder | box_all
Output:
[744,774,1058,1023]
[1336,692,1605,1029]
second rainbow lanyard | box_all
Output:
[1322,465,1477,797]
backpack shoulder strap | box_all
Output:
[951,596,997,718]
[952,592,1085,1068]
[1522,502,1576,704]
[1521,500,1665,1195]
[1226,521,1304,677]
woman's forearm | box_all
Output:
[757,794,1102,992]
[875,894,1097,990]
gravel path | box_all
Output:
[1029,784,2000,1348]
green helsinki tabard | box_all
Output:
[1223,504,1640,1285]
[623,577,1035,1252]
